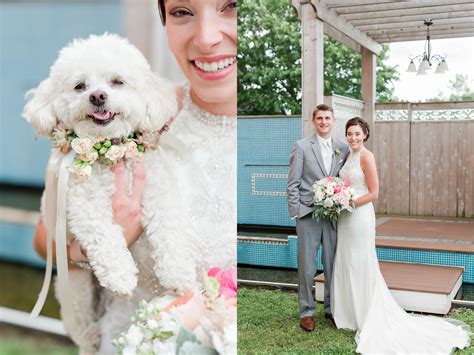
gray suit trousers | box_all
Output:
[297,214,337,318]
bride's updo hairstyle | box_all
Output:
[345,117,370,142]
[158,0,166,25]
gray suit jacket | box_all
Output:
[287,134,350,218]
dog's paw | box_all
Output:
[92,260,138,297]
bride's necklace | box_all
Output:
[182,84,236,129]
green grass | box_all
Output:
[238,287,474,354]
[0,325,78,355]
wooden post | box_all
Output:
[300,3,325,138]
[361,46,376,150]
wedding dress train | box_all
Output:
[331,148,470,354]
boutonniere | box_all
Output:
[334,148,341,157]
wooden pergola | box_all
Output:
[290,0,474,137]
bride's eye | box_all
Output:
[169,7,193,18]
[222,0,237,12]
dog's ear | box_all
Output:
[22,78,58,136]
[140,75,178,131]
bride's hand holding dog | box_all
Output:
[34,159,146,263]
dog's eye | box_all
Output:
[74,83,86,91]
[111,78,124,86]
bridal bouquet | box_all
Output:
[312,176,356,221]
[113,267,237,355]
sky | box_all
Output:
[384,37,474,102]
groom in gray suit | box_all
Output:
[287,104,349,332]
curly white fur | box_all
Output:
[24,33,177,348]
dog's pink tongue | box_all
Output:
[91,110,111,121]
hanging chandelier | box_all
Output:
[406,19,449,75]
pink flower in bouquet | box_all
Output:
[333,185,342,193]
[208,267,237,300]
[344,179,350,187]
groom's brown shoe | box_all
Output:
[300,316,315,332]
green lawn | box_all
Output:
[238,287,474,354]
[0,325,78,355]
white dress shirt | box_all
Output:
[317,135,333,175]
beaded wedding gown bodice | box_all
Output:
[339,148,368,200]
[96,85,237,353]
[331,148,470,354]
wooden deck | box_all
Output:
[375,218,474,254]
[314,261,464,314]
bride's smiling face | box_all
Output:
[164,0,237,115]
[346,125,367,151]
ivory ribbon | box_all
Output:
[31,148,76,324]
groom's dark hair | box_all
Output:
[312,104,334,120]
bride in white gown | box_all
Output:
[331,117,471,354]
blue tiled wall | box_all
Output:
[237,239,474,284]
[237,117,301,226]
[0,1,122,186]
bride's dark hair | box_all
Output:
[157,0,166,25]
[345,117,370,142]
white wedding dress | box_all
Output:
[331,148,471,354]
[62,85,237,354]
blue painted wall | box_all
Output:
[237,117,301,226]
[0,1,123,186]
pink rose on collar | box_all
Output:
[208,267,237,300]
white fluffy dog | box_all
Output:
[23,34,177,349]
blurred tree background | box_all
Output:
[428,74,474,102]
[238,0,400,115]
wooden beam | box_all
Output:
[375,32,474,43]
[332,1,474,15]
[372,27,474,40]
[322,0,407,7]
[357,16,474,31]
[324,24,361,53]
[301,4,325,137]
[350,10,474,26]
[361,47,376,151]
[340,3,474,21]
[365,22,474,36]
[310,0,382,54]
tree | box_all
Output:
[238,0,400,115]
[428,74,474,102]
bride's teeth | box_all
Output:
[194,57,235,73]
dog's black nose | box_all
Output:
[89,91,108,106]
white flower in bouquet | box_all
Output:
[152,339,176,354]
[71,137,94,154]
[125,325,144,348]
[79,150,98,163]
[105,144,127,161]
[69,160,92,179]
[125,141,143,160]
[324,198,334,208]
[325,186,335,196]
[314,187,325,202]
